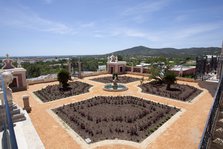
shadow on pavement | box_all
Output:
[197,81,218,97]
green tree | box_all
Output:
[163,70,176,90]
[149,66,164,83]
[57,69,70,89]
[117,55,123,61]
[149,65,176,90]
[26,65,41,78]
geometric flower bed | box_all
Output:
[34,81,92,102]
[139,81,202,102]
[53,96,179,143]
[90,76,140,84]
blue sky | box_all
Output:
[0,0,223,56]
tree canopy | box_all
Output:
[163,70,176,90]
[57,69,70,89]
[149,65,176,90]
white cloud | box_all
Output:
[122,0,171,16]
[97,21,223,48]
[124,30,145,37]
[80,22,95,28]
[42,0,53,4]
[0,7,75,34]
[170,22,223,39]
[174,15,188,22]
[94,34,104,38]
[120,0,172,24]
[107,27,159,41]
[144,22,223,48]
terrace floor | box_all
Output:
[12,74,216,149]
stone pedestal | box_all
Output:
[131,64,134,72]
[140,66,143,73]
[22,95,31,113]
[78,61,82,79]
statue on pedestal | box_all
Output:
[112,74,118,89]
[0,71,13,103]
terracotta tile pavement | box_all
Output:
[12,74,215,149]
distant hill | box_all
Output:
[108,46,221,57]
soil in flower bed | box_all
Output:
[53,96,179,143]
[91,76,140,84]
[139,81,202,102]
[34,81,92,102]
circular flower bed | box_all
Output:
[53,96,179,143]
[91,76,140,84]
[139,81,202,101]
[34,81,92,102]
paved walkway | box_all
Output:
[12,74,215,149]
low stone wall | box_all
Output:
[125,66,149,74]
[126,72,148,77]
[170,68,196,76]
[176,77,197,82]
[27,71,108,85]
[27,78,57,85]
[81,71,108,78]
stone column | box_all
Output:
[179,65,183,76]
[67,59,72,75]
[131,63,134,72]
[140,66,143,73]
[71,67,74,76]
[78,60,82,79]
[22,95,31,113]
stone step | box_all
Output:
[219,111,223,118]
[12,113,26,123]
[212,138,223,149]
[217,118,223,127]
[0,107,21,117]
[9,104,17,110]
[214,127,223,139]
[0,103,26,130]
[11,108,21,115]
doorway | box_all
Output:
[9,78,18,88]
[119,67,123,73]
[110,67,114,74]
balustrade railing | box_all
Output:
[0,75,18,149]
[199,76,223,149]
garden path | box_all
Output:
[12,74,214,149]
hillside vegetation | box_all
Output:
[109,46,221,57]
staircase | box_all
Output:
[0,100,26,130]
[210,101,223,149]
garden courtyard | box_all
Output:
[12,74,216,149]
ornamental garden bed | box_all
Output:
[139,81,202,102]
[34,81,92,102]
[90,76,140,84]
[53,96,179,143]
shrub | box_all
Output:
[57,69,70,90]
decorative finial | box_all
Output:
[221,41,223,56]
[6,53,9,59]
[17,58,22,68]
[2,54,15,69]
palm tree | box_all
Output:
[149,66,164,83]
[164,70,176,90]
